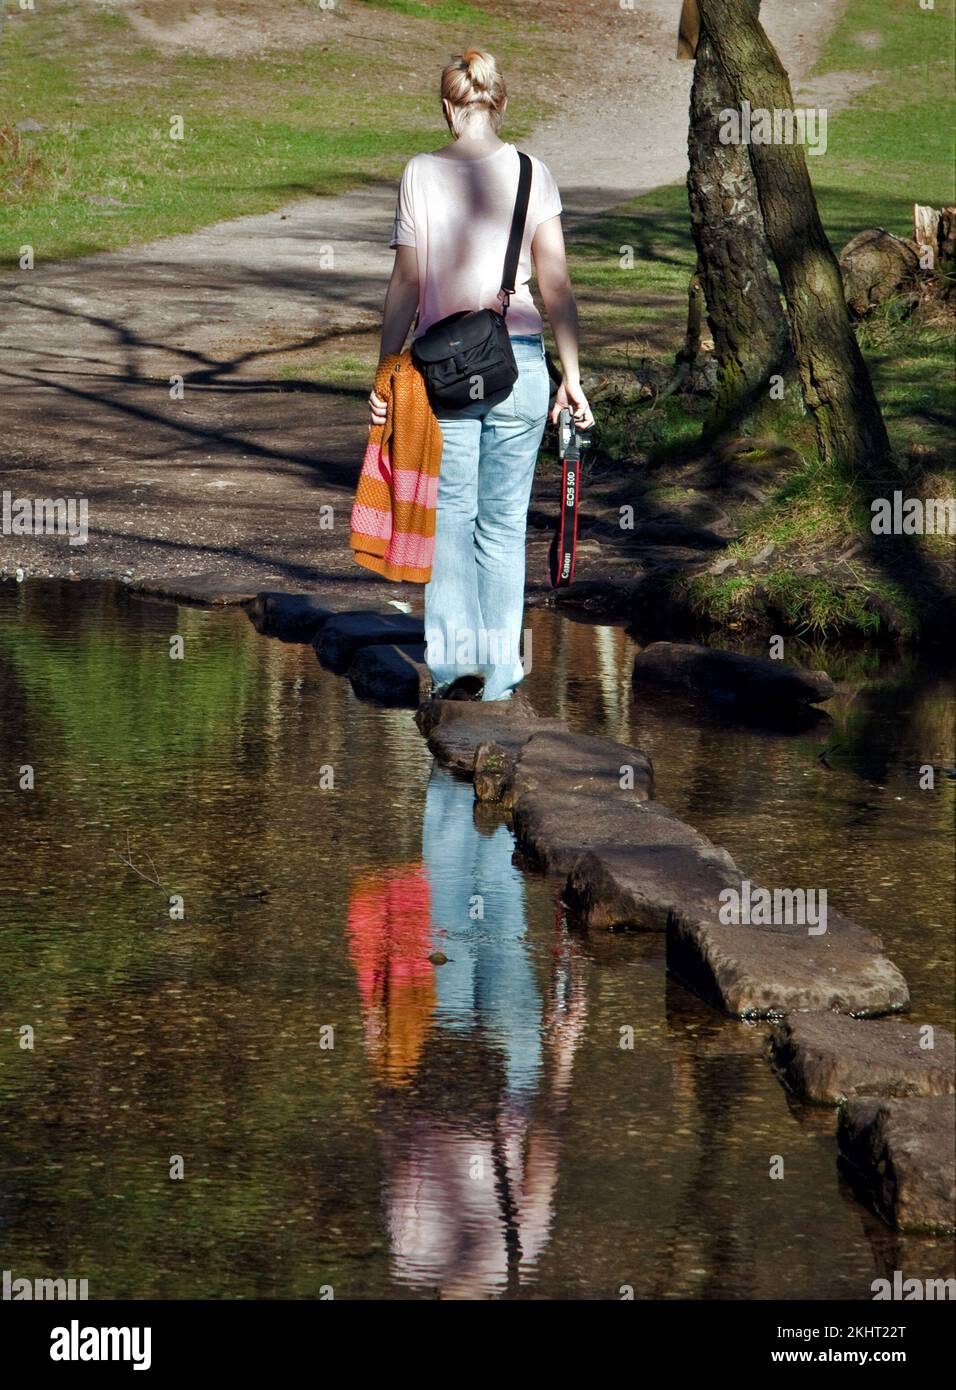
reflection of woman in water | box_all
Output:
[347,767,586,1298]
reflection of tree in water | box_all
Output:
[649,1018,760,1301]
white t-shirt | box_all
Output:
[389,143,563,340]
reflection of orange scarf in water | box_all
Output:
[347,867,435,1087]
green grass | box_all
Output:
[278,347,380,389]
[684,567,918,641]
[356,0,489,18]
[564,0,954,384]
[0,0,538,264]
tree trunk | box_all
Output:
[697,0,891,474]
[687,10,799,435]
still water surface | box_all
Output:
[0,580,952,1299]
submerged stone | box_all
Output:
[632,641,835,707]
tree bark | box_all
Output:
[697,0,891,474]
[687,10,799,435]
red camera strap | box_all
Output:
[549,434,581,588]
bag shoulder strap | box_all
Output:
[500,151,533,314]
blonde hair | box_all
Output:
[441,48,507,135]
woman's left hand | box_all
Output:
[369,388,387,428]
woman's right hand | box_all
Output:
[550,377,594,430]
[369,388,387,428]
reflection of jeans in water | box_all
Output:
[422,766,542,1099]
[425,335,550,701]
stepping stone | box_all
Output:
[511,729,655,873]
[415,698,566,775]
[773,1011,956,1104]
[564,825,740,931]
[632,641,835,707]
[314,611,424,673]
[244,591,343,641]
[246,591,417,641]
[348,643,430,707]
[667,905,910,1019]
[838,1095,956,1233]
[242,591,358,641]
[129,572,264,606]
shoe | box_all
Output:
[439,674,485,701]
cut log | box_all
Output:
[839,229,921,317]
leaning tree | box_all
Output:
[685,0,891,474]
[685,1,800,436]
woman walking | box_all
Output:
[370,48,593,702]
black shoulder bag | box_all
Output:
[411,151,533,413]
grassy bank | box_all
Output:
[562,0,955,641]
[0,0,550,265]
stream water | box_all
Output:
[0,579,953,1300]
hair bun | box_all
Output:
[462,47,496,90]
[440,49,506,131]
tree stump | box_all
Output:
[913,204,956,272]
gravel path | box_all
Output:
[0,0,855,591]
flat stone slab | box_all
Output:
[129,571,265,606]
[415,698,567,775]
[773,1011,956,1104]
[511,729,656,873]
[667,906,910,1019]
[564,830,740,931]
[244,591,387,642]
[632,641,835,707]
[348,642,430,707]
[838,1095,956,1233]
[314,611,425,673]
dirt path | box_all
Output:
[0,0,856,597]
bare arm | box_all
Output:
[370,245,419,424]
[379,245,419,357]
[531,215,593,428]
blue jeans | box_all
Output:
[422,766,543,1100]
[425,334,550,701]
